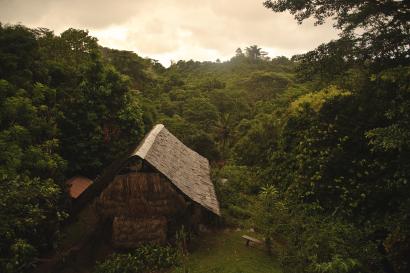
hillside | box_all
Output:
[0,1,409,272]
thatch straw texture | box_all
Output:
[112,216,167,248]
[97,173,187,219]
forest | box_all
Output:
[0,1,409,273]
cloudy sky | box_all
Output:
[1,0,339,66]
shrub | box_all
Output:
[94,244,179,273]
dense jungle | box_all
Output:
[0,1,409,272]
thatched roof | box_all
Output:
[73,124,220,215]
[133,124,220,215]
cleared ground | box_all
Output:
[173,230,282,273]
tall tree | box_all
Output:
[235,47,244,57]
[264,0,410,63]
[245,45,268,61]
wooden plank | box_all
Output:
[241,235,262,245]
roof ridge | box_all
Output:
[133,124,164,159]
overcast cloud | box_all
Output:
[0,0,339,66]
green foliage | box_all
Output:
[313,255,360,273]
[289,85,352,114]
[57,60,144,176]
[1,2,409,271]
[256,58,409,273]
[249,2,410,271]
[242,71,291,101]
[277,212,369,273]
[182,97,219,130]
[252,189,373,273]
[0,24,145,178]
[0,24,145,272]
[213,165,260,226]
[264,0,409,63]
[100,47,154,90]
[252,185,283,253]
[127,49,296,163]
[94,244,179,273]
[0,175,62,273]
[233,113,281,167]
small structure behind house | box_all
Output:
[65,176,93,199]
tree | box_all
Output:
[264,0,410,64]
[57,57,144,177]
[182,97,219,131]
[35,27,145,177]
[100,48,156,91]
[253,185,284,254]
[245,45,268,61]
[235,47,244,57]
[59,28,99,66]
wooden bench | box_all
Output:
[242,235,262,246]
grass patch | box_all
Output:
[173,230,282,273]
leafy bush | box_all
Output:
[94,244,179,273]
[213,165,259,226]
[0,175,62,273]
[251,183,387,273]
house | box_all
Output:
[72,124,220,248]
